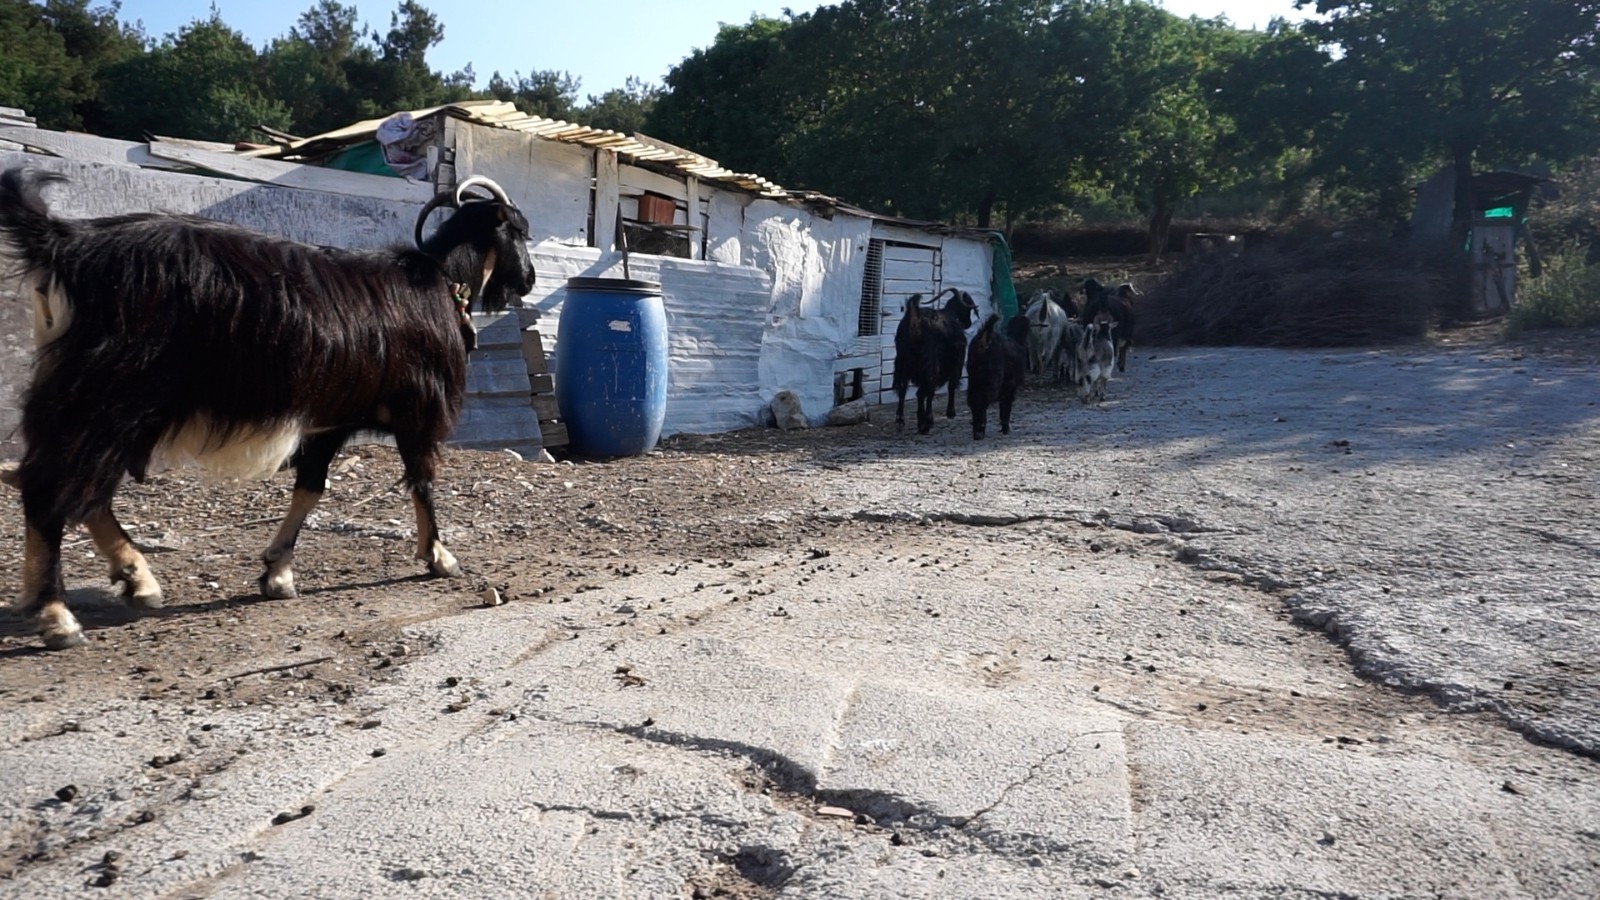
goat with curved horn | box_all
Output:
[454,176,513,207]
[413,190,457,248]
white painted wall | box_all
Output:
[938,233,1000,323]
[0,150,418,247]
[457,124,593,248]
[744,200,876,426]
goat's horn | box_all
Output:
[455,176,513,207]
[413,190,459,248]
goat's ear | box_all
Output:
[495,205,509,223]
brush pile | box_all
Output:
[1139,234,1461,348]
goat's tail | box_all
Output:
[0,168,69,265]
[0,168,74,346]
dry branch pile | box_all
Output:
[1139,235,1460,348]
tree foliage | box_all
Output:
[1297,0,1600,233]
[99,11,290,143]
[0,0,1596,253]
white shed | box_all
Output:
[263,102,1000,439]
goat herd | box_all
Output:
[893,278,1141,440]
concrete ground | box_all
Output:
[2,337,1598,898]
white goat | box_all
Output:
[1077,321,1117,403]
[1022,290,1070,382]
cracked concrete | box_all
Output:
[3,340,1599,897]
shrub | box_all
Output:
[1139,234,1459,348]
[1508,242,1600,333]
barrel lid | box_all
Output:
[566,276,662,292]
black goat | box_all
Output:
[0,168,536,650]
[965,313,1031,439]
[893,288,977,435]
[1081,277,1141,373]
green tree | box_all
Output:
[265,0,363,135]
[100,11,290,142]
[484,69,579,120]
[0,0,81,126]
[1204,19,1331,218]
[1298,0,1600,238]
[0,0,142,132]
[343,0,472,118]
[645,16,796,178]
[661,0,1066,227]
[1053,2,1254,259]
[579,76,661,134]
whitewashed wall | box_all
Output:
[0,150,419,247]
[456,124,593,247]
[933,231,999,324]
[743,199,876,426]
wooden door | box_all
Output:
[860,239,943,404]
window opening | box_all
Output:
[858,239,885,337]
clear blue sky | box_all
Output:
[112,1,1309,99]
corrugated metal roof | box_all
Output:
[249,100,791,198]
[248,100,995,238]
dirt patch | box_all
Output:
[0,441,819,711]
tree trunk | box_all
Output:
[1449,143,1475,249]
[1146,204,1173,265]
[976,190,996,230]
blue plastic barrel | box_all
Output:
[555,277,669,458]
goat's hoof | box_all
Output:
[259,572,297,599]
[428,557,463,578]
[423,545,463,579]
[42,629,87,650]
[113,567,163,609]
[125,588,165,611]
[38,614,87,650]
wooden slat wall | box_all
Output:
[452,311,545,453]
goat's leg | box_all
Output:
[83,504,162,609]
[15,459,82,649]
[916,386,936,435]
[394,436,461,578]
[259,431,347,598]
[20,519,79,649]
[944,373,961,420]
[893,379,909,433]
[999,390,1015,435]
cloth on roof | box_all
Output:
[376,112,440,180]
